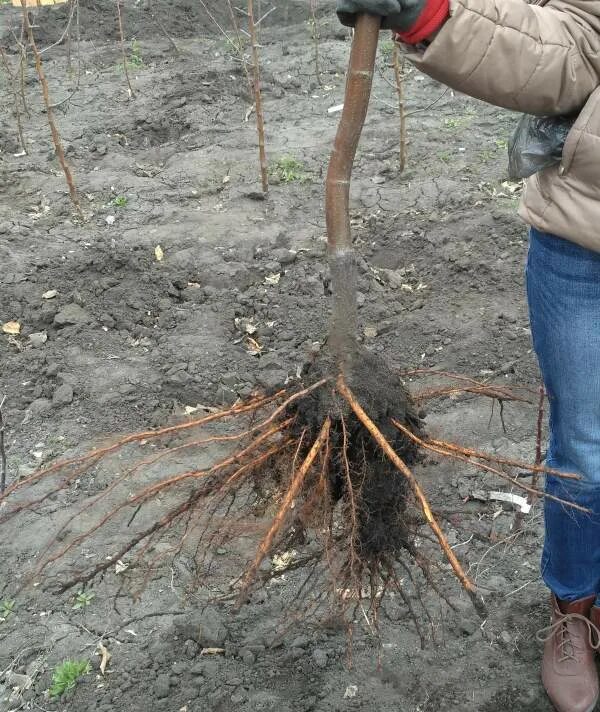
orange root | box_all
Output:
[239,417,331,601]
[392,420,589,514]
[336,376,486,617]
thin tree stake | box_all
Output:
[66,14,71,74]
[247,0,269,194]
[337,376,487,617]
[18,15,30,117]
[0,47,27,154]
[20,1,81,215]
[116,0,135,98]
[0,396,7,494]
[309,0,322,87]
[392,44,406,172]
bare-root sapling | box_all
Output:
[0,396,7,494]
[309,0,322,87]
[0,47,27,154]
[392,43,407,172]
[19,0,81,216]
[247,0,269,194]
[116,0,135,98]
[1,13,584,648]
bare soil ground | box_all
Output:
[0,2,557,710]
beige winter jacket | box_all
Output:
[404,0,600,252]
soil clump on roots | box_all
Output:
[291,346,422,562]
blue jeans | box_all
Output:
[527,228,600,605]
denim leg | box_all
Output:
[526,228,600,603]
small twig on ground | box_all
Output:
[392,44,406,172]
[0,396,7,494]
[19,2,82,216]
[115,0,135,98]
[0,48,27,154]
[247,0,269,194]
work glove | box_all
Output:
[336,0,426,31]
[336,0,449,44]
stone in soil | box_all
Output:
[29,398,52,415]
[53,303,91,326]
[153,674,171,699]
[175,608,227,648]
[28,332,48,348]
[312,649,329,669]
[52,384,74,407]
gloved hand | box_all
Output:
[336,0,449,44]
[336,0,426,31]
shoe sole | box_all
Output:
[545,688,598,712]
[547,699,598,712]
[581,698,599,712]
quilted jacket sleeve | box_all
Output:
[404,0,600,115]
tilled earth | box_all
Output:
[0,2,558,711]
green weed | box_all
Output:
[0,600,15,621]
[129,39,143,68]
[272,156,309,183]
[443,109,477,131]
[111,195,128,208]
[308,16,320,41]
[72,591,95,610]
[478,149,495,163]
[380,39,395,59]
[49,660,91,698]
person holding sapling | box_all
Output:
[336,1,600,711]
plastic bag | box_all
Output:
[508,114,576,180]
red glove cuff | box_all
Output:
[393,0,449,45]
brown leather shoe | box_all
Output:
[539,595,600,712]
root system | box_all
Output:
[293,346,420,561]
